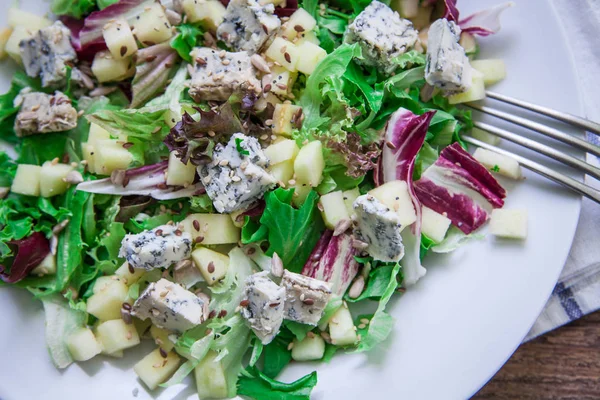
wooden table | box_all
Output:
[473,312,600,399]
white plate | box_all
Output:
[0,0,583,399]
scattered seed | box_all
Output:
[284,52,291,63]
[128,263,135,274]
[302,298,315,306]
[333,219,352,236]
[120,45,128,57]
[262,23,269,34]
[245,246,256,255]
[151,308,160,317]
[126,331,133,340]
[250,54,271,73]
[218,309,227,318]
[231,176,242,182]
[320,331,331,342]
[240,299,250,307]
[294,25,305,32]
[122,302,132,311]
[208,310,217,319]
[218,50,226,58]
[276,83,288,91]
[287,342,294,350]
[155,229,164,236]
[195,236,205,244]
[159,347,168,358]
[121,308,133,324]
[152,363,162,368]
[174,229,182,236]
[263,83,272,93]
[352,239,369,250]
[357,323,366,329]
[269,302,280,308]
[192,219,200,231]
[206,328,213,335]
[386,141,397,149]
[306,331,316,338]
[207,262,215,273]
[270,252,284,278]
[145,55,157,62]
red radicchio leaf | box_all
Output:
[458,2,515,37]
[0,232,50,283]
[60,16,107,62]
[274,0,298,17]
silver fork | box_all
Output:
[461,90,600,204]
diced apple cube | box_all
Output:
[259,0,285,5]
[269,159,294,184]
[195,350,228,399]
[150,325,175,352]
[229,209,246,228]
[421,206,451,243]
[490,209,528,240]
[255,92,283,112]
[471,59,507,86]
[319,191,350,230]
[267,65,298,97]
[96,319,140,354]
[67,327,103,362]
[7,8,52,30]
[88,123,113,144]
[470,127,501,146]
[342,188,360,217]
[93,276,119,294]
[40,162,74,198]
[5,26,35,64]
[86,278,129,320]
[473,148,523,179]
[264,139,300,166]
[294,41,327,75]
[115,262,146,285]
[181,213,241,244]
[265,37,299,72]
[132,3,173,45]
[0,28,12,60]
[392,0,418,18]
[30,253,56,276]
[448,69,486,105]
[92,50,132,83]
[369,180,417,229]
[459,32,477,55]
[291,181,312,207]
[11,164,42,196]
[272,103,302,136]
[166,152,196,186]
[191,247,229,285]
[182,0,226,31]
[295,30,320,46]
[103,18,138,60]
[291,334,325,361]
[411,4,433,30]
[81,143,97,174]
[134,348,181,390]
[294,141,324,186]
[328,304,357,346]
[94,140,133,175]
[282,8,317,40]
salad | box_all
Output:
[0,0,522,398]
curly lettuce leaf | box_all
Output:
[170,23,204,62]
[51,0,96,19]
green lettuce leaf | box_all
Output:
[345,264,397,303]
[51,0,95,18]
[262,337,293,378]
[171,23,204,62]
[238,366,318,400]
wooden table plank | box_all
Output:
[473,312,600,399]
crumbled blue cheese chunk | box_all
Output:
[119,224,192,270]
[14,91,78,136]
[282,270,332,326]
[240,271,286,344]
[19,21,77,88]
[353,194,405,262]
[132,278,206,332]
[217,0,281,54]
[199,133,276,214]
[425,18,472,94]
[343,1,418,75]
[189,47,262,102]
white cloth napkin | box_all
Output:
[525,0,600,340]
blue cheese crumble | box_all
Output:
[217,0,281,54]
[14,91,78,136]
[132,278,207,333]
[199,133,276,214]
[353,194,405,262]
[240,271,286,345]
[119,224,192,270]
[343,1,418,75]
[425,18,473,94]
[281,270,332,326]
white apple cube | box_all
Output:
[291,334,325,361]
[294,141,324,187]
[115,262,146,285]
[103,18,138,60]
[166,152,196,186]
[473,148,523,180]
[94,140,134,175]
[0,28,13,60]
[272,104,302,136]
[449,69,486,105]
[132,3,173,46]
[328,305,357,346]
[134,348,181,390]
[319,191,350,230]
[291,181,312,207]
[195,350,228,399]
[5,26,35,64]
[182,213,241,244]
[421,206,451,243]
[411,4,433,30]
[7,8,51,30]
[470,127,501,146]
[255,92,283,113]
[459,32,477,55]
[269,159,294,184]
[265,37,299,72]
[93,276,119,294]
[282,8,317,40]
[369,180,417,229]
[471,59,506,86]
[150,325,175,352]
[392,0,418,18]
[182,0,226,31]
[40,162,74,198]
[89,122,123,144]
[264,139,300,166]
[92,50,132,83]
[81,143,97,174]
[96,319,141,354]
[295,30,320,46]
[342,188,360,217]
[86,278,129,320]
[11,164,42,196]
[30,253,56,276]
[490,209,528,240]
[67,328,103,362]
[267,65,298,97]
[191,247,229,285]
[295,41,327,75]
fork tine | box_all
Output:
[474,121,600,181]
[463,135,600,205]
[467,103,600,158]
[486,91,600,136]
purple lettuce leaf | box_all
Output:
[0,232,50,283]
[375,108,435,287]
[458,2,514,37]
[414,143,506,234]
[131,42,179,108]
[301,231,359,296]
